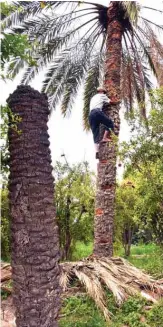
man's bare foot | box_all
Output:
[101,138,112,142]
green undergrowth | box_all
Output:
[59,295,163,327]
[59,242,163,327]
[71,241,93,261]
[118,243,163,279]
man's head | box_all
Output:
[97,86,107,94]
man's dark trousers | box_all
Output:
[89,108,114,144]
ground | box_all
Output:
[1,243,163,327]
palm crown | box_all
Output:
[2,1,163,129]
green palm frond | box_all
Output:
[121,33,153,118]
[43,28,103,113]
[1,2,43,30]
[15,7,101,85]
[83,53,103,130]
[7,58,25,79]
[2,1,163,125]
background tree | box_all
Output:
[1,2,35,80]
[120,88,163,245]
[2,1,163,256]
[1,188,11,260]
[115,181,137,256]
[55,160,95,260]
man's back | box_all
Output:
[89,93,110,111]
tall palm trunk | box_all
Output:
[94,2,123,257]
[7,85,60,327]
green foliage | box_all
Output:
[1,2,36,79]
[71,241,93,260]
[147,300,163,327]
[129,243,157,255]
[59,296,106,327]
[111,297,147,327]
[115,181,138,255]
[1,188,11,260]
[128,247,163,279]
[1,2,16,18]
[1,105,23,184]
[120,88,163,245]
[55,161,95,260]
[59,294,163,327]
[1,33,32,69]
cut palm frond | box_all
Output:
[60,256,163,321]
[1,257,163,322]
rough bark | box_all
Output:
[7,85,60,327]
[65,197,71,260]
[123,227,133,257]
[94,1,123,257]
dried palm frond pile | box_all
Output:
[1,257,163,322]
[60,256,163,321]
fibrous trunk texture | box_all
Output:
[7,85,60,327]
[94,1,123,257]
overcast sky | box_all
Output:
[1,0,163,177]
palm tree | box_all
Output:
[3,1,163,257]
[7,85,60,327]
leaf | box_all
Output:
[40,2,46,9]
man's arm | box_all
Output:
[101,94,111,104]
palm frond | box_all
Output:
[60,55,87,117]
[40,21,104,114]
[2,1,103,31]
[142,6,163,14]
[142,21,163,59]
[83,53,103,130]
[42,44,88,112]
[133,28,157,79]
[122,1,141,26]
[20,15,99,86]
[74,268,111,322]
[7,58,26,79]
[2,0,163,124]
[60,256,163,320]
[1,2,43,30]
[121,30,153,120]
[141,17,163,31]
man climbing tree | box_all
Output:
[89,86,114,159]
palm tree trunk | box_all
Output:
[94,2,123,257]
[7,85,60,327]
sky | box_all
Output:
[1,0,163,177]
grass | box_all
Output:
[59,242,163,327]
[59,294,163,327]
[71,241,93,261]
